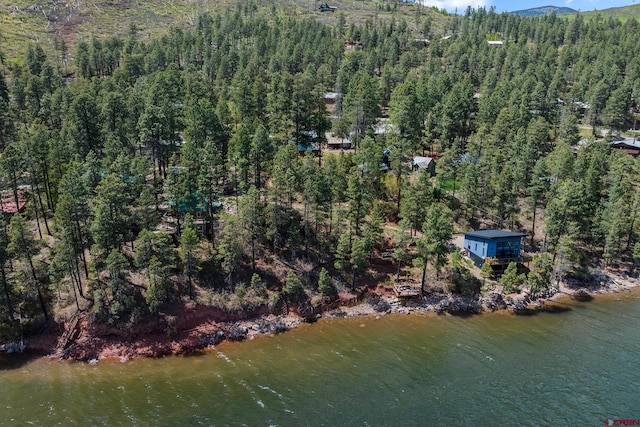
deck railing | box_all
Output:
[484,255,530,266]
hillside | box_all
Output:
[0,0,446,61]
[580,3,640,21]
[510,5,577,16]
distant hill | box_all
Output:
[581,3,640,21]
[510,5,578,16]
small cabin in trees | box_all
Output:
[463,230,527,273]
[294,131,323,155]
[344,41,360,50]
[0,189,27,216]
[323,92,340,114]
[167,191,221,236]
[327,134,352,150]
[412,156,436,176]
[609,138,640,157]
[297,142,321,156]
[323,92,340,105]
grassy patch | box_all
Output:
[436,173,456,194]
[0,2,52,60]
[578,126,595,140]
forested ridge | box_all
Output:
[1,4,640,343]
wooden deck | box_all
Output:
[394,284,421,298]
[484,255,530,266]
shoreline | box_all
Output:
[10,271,640,363]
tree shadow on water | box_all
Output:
[513,303,573,316]
[570,291,594,302]
[0,353,40,370]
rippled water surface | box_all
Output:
[2,290,640,426]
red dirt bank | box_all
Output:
[28,291,360,361]
[23,271,640,362]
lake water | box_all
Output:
[2,289,640,426]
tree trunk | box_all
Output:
[328,200,333,235]
[21,229,48,320]
[33,198,43,239]
[531,199,537,248]
[208,189,216,246]
[625,198,638,252]
[27,254,48,320]
[79,240,89,280]
[396,172,402,213]
[70,268,80,311]
[33,176,51,235]
[71,259,83,300]
[251,234,256,271]
[71,247,84,297]
[420,260,427,294]
[1,265,14,321]
[41,160,54,211]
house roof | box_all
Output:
[297,142,320,152]
[412,156,434,168]
[374,122,394,135]
[0,190,27,214]
[609,138,640,149]
[463,230,527,240]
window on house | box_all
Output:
[496,241,519,258]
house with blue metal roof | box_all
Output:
[463,230,528,272]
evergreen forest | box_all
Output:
[1,3,640,341]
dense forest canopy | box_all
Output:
[0,4,639,341]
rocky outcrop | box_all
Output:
[479,293,507,311]
[434,295,482,314]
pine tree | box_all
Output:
[284,270,305,302]
[8,214,48,320]
[527,253,553,294]
[334,231,351,273]
[146,255,172,313]
[250,123,273,190]
[500,262,524,294]
[318,267,336,296]
[416,204,453,291]
[103,249,134,323]
[90,173,131,256]
[217,215,244,288]
[239,186,265,271]
[392,219,412,282]
[350,236,368,290]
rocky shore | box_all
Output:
[14,270,640,362]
